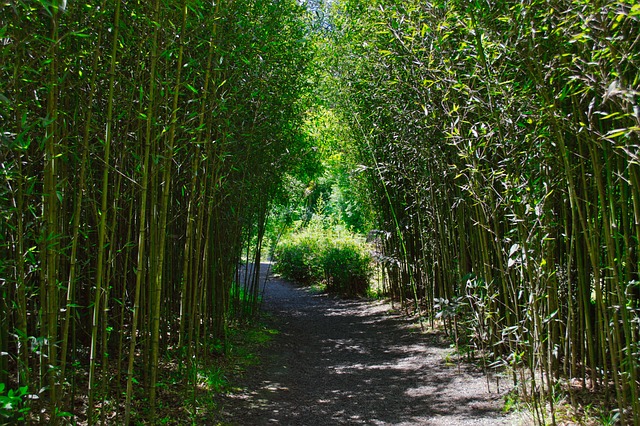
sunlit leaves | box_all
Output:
[1,0,314,422]
[328,0,640,421]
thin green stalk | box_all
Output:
[125,0,161,422]
[149,1,188,417]
[353,112,424,328]
[88,2,121,422]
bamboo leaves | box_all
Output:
[1,0,313,422]
[328,0,640,421]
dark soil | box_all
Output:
[217,264,529,425]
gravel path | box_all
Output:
[218,264,529,425]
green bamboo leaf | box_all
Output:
[607,128,630,138]
[601,112,621,120]
[71,30,91,38]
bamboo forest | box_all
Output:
[1,0,639,424]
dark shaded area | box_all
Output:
[217,264,526,425]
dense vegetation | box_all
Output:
[273,222,373,296]
[324,0,640,423]
[0,0,314,423]
[2,0,640,424]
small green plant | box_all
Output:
[0,383,31,423]
[503,390,519,413]
[443,353,456,367]
[599,411,620,426]
[204,367,228,393]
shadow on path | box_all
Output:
[218,263,528,425]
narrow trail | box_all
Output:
[218,263,528,425]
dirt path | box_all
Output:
[217,264,528,425]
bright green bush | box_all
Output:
[322,237,372,296]
[273,230,326,285]
[274,226,372,295]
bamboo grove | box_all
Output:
[0,0,314,423]
[327,0,640,423]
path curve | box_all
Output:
[218,264,528,425]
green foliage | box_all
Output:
[273,228,326,285]
[322,237,373,296]
[201,367,228,394]
[274,222,373,296]
[267,104,374,240]
[0,384,30,424]
[325,0,640,421]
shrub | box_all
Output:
[273,230,326,285]
[322,237,372,296]
[274,227,372,296]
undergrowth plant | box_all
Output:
[322,237,373,296]
[274,220,373,296]
[0,383,30,424]
[273,229,327,285]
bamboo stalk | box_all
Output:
[124,0,161,421]
[87,1,122,422]
[149,0,189,417]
